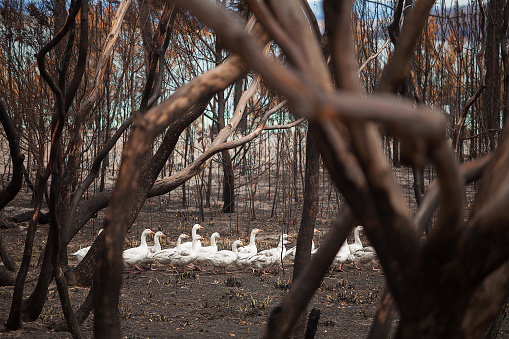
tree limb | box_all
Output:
[0,101,24,212]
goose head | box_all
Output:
[140,229,155,246]
[154,231,165,239]
[141,229,155,237]
[232,240,244,254]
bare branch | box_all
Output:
[246,0,308,72]
[357,38,390,75]
[0,101,24,211]
[75,0,132,118]
[414,155,490,233]
[379,0,438,93]
[453,85,485,153]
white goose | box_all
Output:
[235,250,255,270]
[168,234,202,272]
[206,240,243,274]
[332,239,351,271]
[285,229,320,262]
[71,229,103,262]
[237,228,261,255]
[149,233,189,270]
[148,231,165,253]
[311,229,320,255]
[249,234,289,274]
[194,232,221,271]
[350,246,379,271]
[122,229,154,273]
[145,231,165,270]
[348,226,364,253]
[180,224,203,250]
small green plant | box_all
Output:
[249,294,272,310]
[274,278,291,291]
[250,294,257,308]
[260,295,272,309]
[338,288,358,304]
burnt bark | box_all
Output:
[367,287,397,339]
[6,170,49,330]
[59,283,95,330]
[217,88,235,213]
[486,302,508,338]
[291,128,320,337]
[483,0,504,151]
[10,210,50,224]
[216,28,235,214]
[222,149,235,213]
[412,166,425,206]
[0,266,15,286]
[0,237,17,272]
[0,101,24,211]
[303,308,320,339]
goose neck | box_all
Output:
[140,233,149,247]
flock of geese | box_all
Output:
[71,224,379,274]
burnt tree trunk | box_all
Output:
[216,29,235,214]
[412,166,425,206]
[6,170,48,329]
[217,86,235,213]
[222,149,235,213]
[0,101,24,211]
[483,0,504,151]
[291,129,320,338]
[217,88,235,213]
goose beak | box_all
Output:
[161,233,166,237]
[150,231,155,234]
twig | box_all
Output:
[357,38,390,75]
